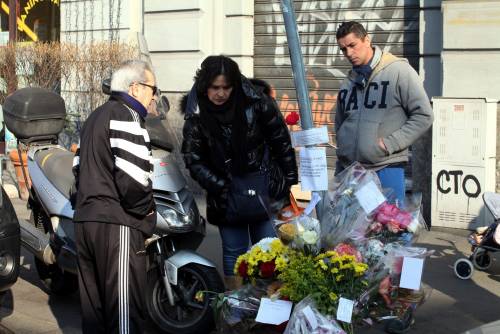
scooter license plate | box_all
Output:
[165,261,178,285]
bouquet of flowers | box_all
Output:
[234,238,290,282]
[365,194,428,246]
[215,282,286,334]
[274,215,321,255]
[318,163,385,249]
[278,249,368,333]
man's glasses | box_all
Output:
[138,82,159,95]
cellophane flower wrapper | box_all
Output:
[365,193,429,246]
[366,244,434,320]
[217,281,288,334]
[274,215,321,254]
[284,296,347,334]
[318,163,386,249]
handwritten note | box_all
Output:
[354,181,386,214]
[300,147,328,191]
[336,297,354,323]
[399,257,424,290]
[255,298,293,325]
[291,126,329,147]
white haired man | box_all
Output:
[72,59,157,333]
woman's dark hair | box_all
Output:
[194,55,242,96]
[336,21,368,40]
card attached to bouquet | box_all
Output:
[302,305,318,330]
[291,126,329,147]
[304,192,322,216]
[255,298,293,325]
[354,180,385,214]
[299,147,328,191]
[399,257,424,290]
[337,297,354,323]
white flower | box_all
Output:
[302,230,318,245]
[252,237,279,252]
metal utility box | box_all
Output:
[431,98,498,229]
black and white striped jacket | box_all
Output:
[72,93,156,235]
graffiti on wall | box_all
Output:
[436,170,482,199]
[260,0,418,136]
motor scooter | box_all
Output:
[2,86,224,334]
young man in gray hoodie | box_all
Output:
[334,21,434,205]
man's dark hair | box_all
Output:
[336,21,368,40]
[194,55,241,96]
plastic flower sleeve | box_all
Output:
[274,215,321,254]
[318,163,386,249]
[365,192,429,246]
[284,296,347,334]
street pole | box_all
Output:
[279,0,313,130]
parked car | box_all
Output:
[0,186,20,302]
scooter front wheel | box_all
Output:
[146,263,224,334]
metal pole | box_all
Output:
[280,0,313,130]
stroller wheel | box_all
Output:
[472,249,492,271]
[454,258,474,279]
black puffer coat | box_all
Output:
[181,77,298,226]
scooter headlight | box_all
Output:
[159,207,185,227]
[157,206,196,231]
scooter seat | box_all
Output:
[35,148,75,199]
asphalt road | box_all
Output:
[1,197,500,334]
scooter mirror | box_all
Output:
[102,78,111,95]
[156,95,170,118]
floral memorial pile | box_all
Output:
[210,163,432,334]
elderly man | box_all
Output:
[334,21,434,205]
[72,59,157,333]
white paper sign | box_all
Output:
[255,298,293,325]
[336,297,354,323]
[304,192,322,216]
[300,147,328,191]
[291,126,329,147]
[302,305,318,330]
[354,180,385,213]
[399,257,424,290]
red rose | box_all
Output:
[259,260,276,278]
[285,111,300,125]
[238,261,249,278]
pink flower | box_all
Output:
[334,243,363,262]
[375,203,399,225]
[375,203,413,231]
[369,222,383,234]
[395,211,412,229]
[387,220,402,233]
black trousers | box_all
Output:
[75,221,147,334]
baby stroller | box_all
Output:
[454,192,500,279]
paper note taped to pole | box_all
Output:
[291,126,329,147]
[299,147,328,191]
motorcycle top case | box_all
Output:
[3,87,66,140]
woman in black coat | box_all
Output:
[181,55,298,288]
